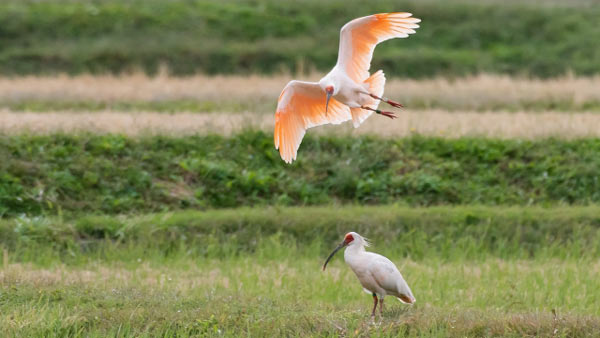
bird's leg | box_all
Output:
[371,293,378,318]
[361,106,397,119]
[379,298,384,316]
[369,93,403,108]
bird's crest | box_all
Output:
[362,236,372,248]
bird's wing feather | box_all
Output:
[336,12,420,83]
[368,253,414,302]
[274,80,351,163]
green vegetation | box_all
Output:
[2,206,600,261]
[3,132,600,217]
[2,206,600,337]
[2,258,599,337]
[2,0,600,77]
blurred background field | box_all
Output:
[1,0,600,337]
[2,0,600,77]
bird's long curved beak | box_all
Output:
[325,91,332,115]
[322,242,344,271]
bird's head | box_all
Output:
[318,79,336,114]
[324,85,334,114]
[322,232,369,271]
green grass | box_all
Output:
[2,206,600,262]
[1,205,600,337]
[1,0,600,77]
[4,132,600,217]
[2,257,599,337]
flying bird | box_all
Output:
[274,12,421,163]
[322,232,415,317]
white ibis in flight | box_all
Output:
[274,12,421,163]
[322,232,415,317]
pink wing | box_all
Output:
[337,13,421,83]
[274,81,351,163]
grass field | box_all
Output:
[4,0,600,336]
[3,257,599,336]
[0,74,600,337]
[3,141,600,336]
[3,70,600,337]
[2,206,600,337]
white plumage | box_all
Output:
[274,12,421,163]
[323,232,415,317]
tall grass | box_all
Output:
[2,206,600,262]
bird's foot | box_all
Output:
[369,94,404,108]
[369,315,383,326]
[383,98,403,108]
[375,109,397,119]
[369,314,378,324]
[361,105,397,119]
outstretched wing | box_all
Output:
[274,80,351,163]
[336,13,420,83]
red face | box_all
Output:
[325,86,334,95]
[343,233,354,246]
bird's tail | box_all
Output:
[397,293,416,304]
[350,70,386,127]
[396,280,416,304]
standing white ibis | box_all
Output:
[274,12,421,163]
[322,232,415,317]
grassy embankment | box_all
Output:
[3,132,600,217]
[1,0,600,77]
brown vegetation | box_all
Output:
[2,73,600,112]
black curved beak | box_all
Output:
[325,91,332,115]
[322,242,344,271]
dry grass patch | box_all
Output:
[0,73,285,102]
[2,73,600,112]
